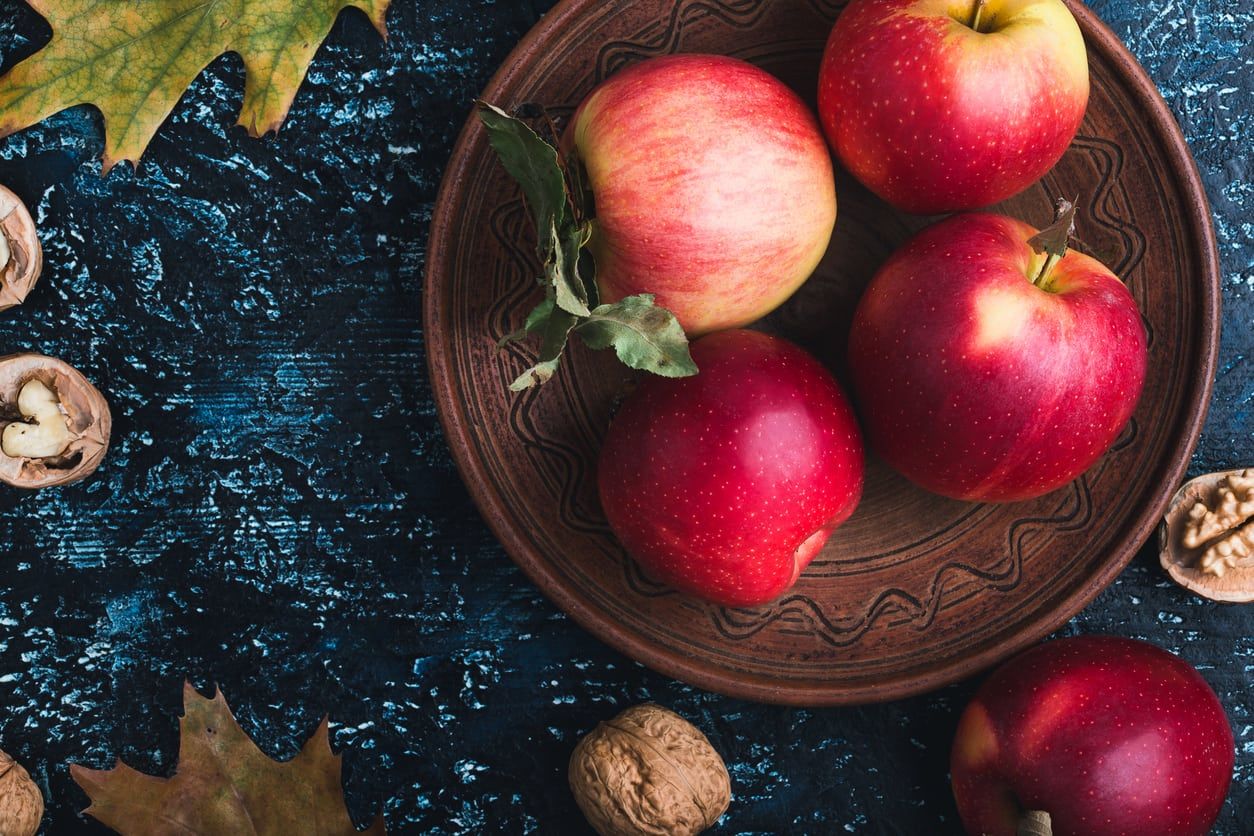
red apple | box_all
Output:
[597,330,864,607]
[951,636,1234,836]
[817,0,1089,214]
[568,55,837,336]
[847,212,1146,502]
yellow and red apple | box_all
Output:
[847,212,1146,502]
[818,0,1089,213]
[952,636,1234,836]
[569,55,837,335]
[597,330,864,607]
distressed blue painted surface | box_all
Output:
[0,1,1248,833]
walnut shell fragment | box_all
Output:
[0,185,42,312]
[0,354,111,489]
[569,703,731,836]
[1160,468,1254,603]
[0,749,43,836]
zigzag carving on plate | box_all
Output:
[621,548,681,598]
[484,200,537,355]
[1071,135,1145,277]
[707,478,1093,647]
[596,0,770,79]
[1068,132,1155,351]
[595,0,842,81]
[1109,417,1139,454]
[807,0,847,18]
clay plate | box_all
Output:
[425,0,1220,704]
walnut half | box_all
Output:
[0,185,42,312]
[0,354,111,489]
[1160,468,1254,603]
[569,703,731,836]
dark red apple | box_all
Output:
[568,54,837,336]
[951,635,1234,836]
[847,212,1147,502]
[597,330,864,607]
[817,0,1089,214]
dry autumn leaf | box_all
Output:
[70,683,385,835]
[0,0,391,171]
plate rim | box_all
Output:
[423,0,1221,705]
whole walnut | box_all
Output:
[569,703,731,836]
[0,749,42,836]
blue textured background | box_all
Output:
[0,0,1248,832]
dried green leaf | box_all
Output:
[480,102,694,390]
[1028,196,1080,259]
[498,296,556,348]
[70,683,385,836]
[548,220,591,317]
[577,248,599,309]
[523,296,557,333]
[575,295,698,378]
[509,302,579,391]
[0,0,390,172]
[509,358,561,391]
[477,102,570,253]
[566,151,595,225]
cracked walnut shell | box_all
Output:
[0,354,112,489]
[0,185,42,312]
[569,703,731,836]
[1161,468,1254,603]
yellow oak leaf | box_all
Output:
[0,0,390,172]
[70,683,385,835]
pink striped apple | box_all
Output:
[598,330,864,607]
[818,0,1089,214]
[568,55,837,335]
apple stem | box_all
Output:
[1017,810,1053,836]
[1033,253,1062,289]
[970,0,988,31]
[1028,197,1079,289]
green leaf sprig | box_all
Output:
[477,103,698,391]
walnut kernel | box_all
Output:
[1198,519,1254,578]
[2,379,72,459]
[0,355,112,489]
[1160,468,1254,603]
[1182,469,1254,548]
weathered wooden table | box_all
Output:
[0,0,1248,831]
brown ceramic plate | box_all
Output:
[425,0,1220,705]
